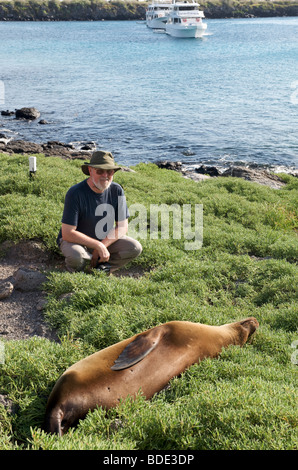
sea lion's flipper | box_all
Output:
[111,327,163,371]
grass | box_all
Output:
[0,152,297,450]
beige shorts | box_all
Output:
[59,236,142,273]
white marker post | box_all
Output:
[29,156,37,177]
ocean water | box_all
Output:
[0,18,297,171]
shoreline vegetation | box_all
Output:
[0,0,297,21]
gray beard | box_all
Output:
[91,177,112,192]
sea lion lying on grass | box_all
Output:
[44,317,259,436]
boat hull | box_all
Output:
[166,23,207,38]
[146,18,168,30]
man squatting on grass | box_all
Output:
[57,151,142,273]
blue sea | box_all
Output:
[0,18,297,172]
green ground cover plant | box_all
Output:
[0,153,297,450]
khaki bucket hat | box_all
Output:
[81,150,122,175]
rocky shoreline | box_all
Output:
[0,136,294,189]
[0,116,296,343]
[1,107,296,189]
[155,160,293,189]
[0,0,297,21]
[0,138,94,160]
[0,107,94,159]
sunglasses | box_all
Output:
[92,168,115,176]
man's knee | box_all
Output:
[60,241,91,272]
[65,252,85,272]
[120,238,142,260]
[131,239,142,258]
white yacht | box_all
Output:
[165,1,207,38]
[146,1,172,30]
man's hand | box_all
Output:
[91,242,110,268]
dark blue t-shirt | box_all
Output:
[57,180,129,244]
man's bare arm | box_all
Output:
[101,219,128,248]
[61,219,128,265]
[61,223,110,262]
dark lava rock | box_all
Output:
[15,107,40,120]
[0,281,14,300]
[0,137,92,159]
[13,268,48,292]
[155,160,183,171]
[222,166,285,189]
[5,140,43,154]
[196,165,221,177]
[1,110,15,116]
[42,141,77,158]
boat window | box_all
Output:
[179,6,196,11]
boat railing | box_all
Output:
[149,0,173,5]
[172,10,204,17]
[172,0,201,4]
